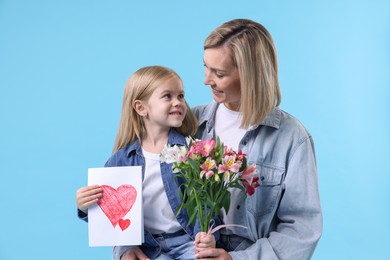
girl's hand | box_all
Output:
[76,185,103,214]
[194,232,216,252]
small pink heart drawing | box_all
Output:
[97,184,137,231]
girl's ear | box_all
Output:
[133,100,148,117]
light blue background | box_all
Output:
[0,0,389,259]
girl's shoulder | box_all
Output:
[104,141,140,167]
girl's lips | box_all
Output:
[169,111,182,115]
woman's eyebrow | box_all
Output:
[203,60,227,73]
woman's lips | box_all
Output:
[211,87,223,94]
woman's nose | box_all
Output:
[204,68,212,85]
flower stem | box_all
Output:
[194,188,205,232]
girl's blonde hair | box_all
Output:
[204,19,281,128]
[113,66,198,153]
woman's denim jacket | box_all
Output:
[193,102,322,260]
[79,129,203,260]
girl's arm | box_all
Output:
[194,232,216,252]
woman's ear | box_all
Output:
[133,100,148,117]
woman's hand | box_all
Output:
[120,247,150,260]
[76,185,102,214]
[195,248,232,260]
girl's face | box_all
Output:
[203,47,241,111]
[138,77,187,133]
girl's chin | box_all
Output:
[169,121,183,128]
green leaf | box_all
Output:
[230,183,246,193]
[221,192,231,215]
[176,203,184,217]
[187,157,200,172]
[188,208,198,226]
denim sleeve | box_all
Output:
[230,136,322,260]
[77,209,88,222]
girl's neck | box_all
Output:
[141,130,169,154]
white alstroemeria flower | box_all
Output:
[160,144,188,165]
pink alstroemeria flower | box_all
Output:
[187,139,214,158]
[240,164,260,195]
[218,155,241,174]
[223,146,235,156]
[243,177,260,195]
[200,157,216,179]
[241,164,257,181]
[235,150,246,162]
[198,139,216,157]
[187,140,200,159]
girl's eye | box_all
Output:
[163,94,171,99]
[178,94,185,100]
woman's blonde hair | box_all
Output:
[113,66,198,153]
[204,19,281,128]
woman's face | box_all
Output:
[203,47,241,111]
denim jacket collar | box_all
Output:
[198,102,281,133]
[124,128,187,157]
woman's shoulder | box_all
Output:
[192,102,218,121]
[277,108,312,140]
[262,107,312,140]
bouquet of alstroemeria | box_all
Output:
[160,137,260,232]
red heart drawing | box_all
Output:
[97,184,137,231]
[118,219,131,231]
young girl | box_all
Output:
[76,66,216,260]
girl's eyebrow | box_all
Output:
[159,89,184,95]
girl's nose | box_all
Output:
[172,98,181,106]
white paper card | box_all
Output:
[88,166,143,246]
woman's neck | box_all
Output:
[224,102,240,112]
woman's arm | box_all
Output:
[196,137,322,259]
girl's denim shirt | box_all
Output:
[193,102,322,260]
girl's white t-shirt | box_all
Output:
[142,148,182,234]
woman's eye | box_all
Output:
[216,73,224,78]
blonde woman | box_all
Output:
[76,66,216,260]
[193,19,322,260]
